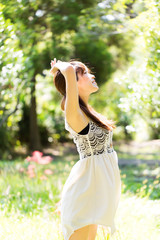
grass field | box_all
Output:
[0,141,160,239]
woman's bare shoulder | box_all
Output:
[64,109,90,133]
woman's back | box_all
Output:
[65,117,114,160]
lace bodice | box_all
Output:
[65,118,114,160]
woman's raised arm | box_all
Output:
[50,59,81,121]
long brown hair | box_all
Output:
[53,60,116,131]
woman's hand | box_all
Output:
[50,58,74,76]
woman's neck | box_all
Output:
[80,94,90,107]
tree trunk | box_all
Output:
[29,76,42,151]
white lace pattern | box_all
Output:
[65,119,114,160]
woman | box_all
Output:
[50,58,121,240]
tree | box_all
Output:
[1,0,99,151]
[113,0,160,139]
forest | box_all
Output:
[0,1,160,239]
[1,0,159,154]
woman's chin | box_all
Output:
[92,86,99,93]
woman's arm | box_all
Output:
[50,59,81,121]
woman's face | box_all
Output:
[77,67,99,95]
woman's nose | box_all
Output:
[92,74,95,79]
[90,73,94,77]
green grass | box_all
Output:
[0,145,160,239]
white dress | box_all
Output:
[59,118,121,240]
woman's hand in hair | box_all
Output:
[50,58,74,77]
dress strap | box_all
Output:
[65,117,92,136]
[78,123,89,135]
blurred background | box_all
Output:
[0,0,160,157]
[0,1,160,239]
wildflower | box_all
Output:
[26,151,53,165]
[19,167,25,173]
[26,164,36,178]
[153,180,159,185]
[142,179,148,184]
[28,172,36,178]
[44,169,53,175]
[40,175,48,180]
[36,156,53,165]
[27,164,36,171]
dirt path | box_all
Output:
[115,139,160,166]
[118,158,160,166]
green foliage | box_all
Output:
[0,4,29,124]
[73,36,114,85]
[0,125,15,153]
[1,0,160,151]
[0,0,99,150]
[121,164,160,199]
[113,0,160,139]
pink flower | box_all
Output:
[28,172,36,178]
[31,151,43,163]
[40,175,48,180]
[27,164,36,171]
[26,164,36,178]
[37,156,53,165]
[32,151,43,158]
[19,167,25,173]
[26,156,31,162]
[44,169,53,175]
[25,151,53,164]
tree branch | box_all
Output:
[0,95,20,128]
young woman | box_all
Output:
[50,58,121,240]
